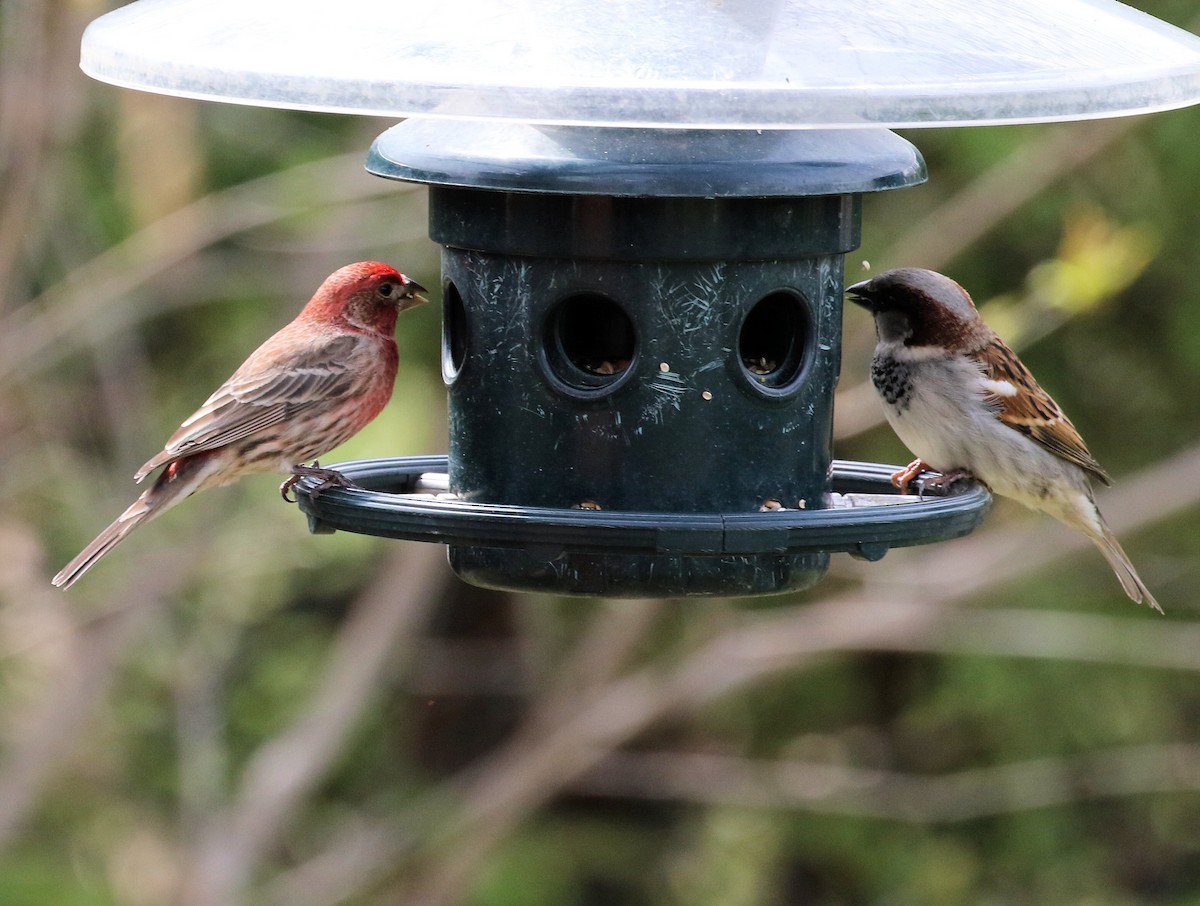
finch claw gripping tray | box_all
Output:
[80,0,1200,595]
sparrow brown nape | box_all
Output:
[846,267,1160,613]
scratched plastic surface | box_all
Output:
[81,0,1200,128]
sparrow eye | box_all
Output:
[377,282,396,298]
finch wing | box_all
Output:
[973,337,1111,486]
[135,334,362,481]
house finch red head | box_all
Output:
[52,261,427,589]
[848,267,1158,612]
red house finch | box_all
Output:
[848,267,1158,612]
[52,261,427,589]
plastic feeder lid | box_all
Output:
[82,0,1200,129]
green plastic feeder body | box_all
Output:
[356,122,940,595]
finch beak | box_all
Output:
[400,281,429,311]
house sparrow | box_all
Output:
[847,267,1159,612]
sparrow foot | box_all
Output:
[890,458,933,496]
[280,460,357,502]
[916,468,979,498]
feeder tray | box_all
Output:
[293,457,991,597]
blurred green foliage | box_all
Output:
[5,2,1200,905]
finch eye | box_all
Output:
[377,282,397,298]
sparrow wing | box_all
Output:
[973,337,1112,486]
[135,334,362,480]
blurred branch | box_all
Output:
[175,635,232,846]
[251,598,668,906]
[0,0,57,312]
[868,607,1200,670]
[394,438,1200,905]
[179,540,451,906]
[398,599,940,905]
[0,151,422,383]
[531,597,667,726]
[889,0,1200,274]
[264,814,404,906]
[836,117,1147,444]
[574,743,1200,823]
[885,118,1137,272]
[0,553,194,849]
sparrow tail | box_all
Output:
[52,454,218,589]
[1091,520,1161,614]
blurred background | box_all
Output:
[6,1,1200,903]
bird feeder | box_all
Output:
[79,0,1200,596]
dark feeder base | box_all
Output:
[295,457,991,598]
[293,122,990,597]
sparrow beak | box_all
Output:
[845,279,876,309]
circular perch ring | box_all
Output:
[292,456,991,563]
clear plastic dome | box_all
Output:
[81,0,1200,129]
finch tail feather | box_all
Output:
[52,454,220,590]
[51,497,156,590]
